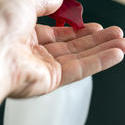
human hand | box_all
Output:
[0,0,124,103]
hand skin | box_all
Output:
[0,0,125,103]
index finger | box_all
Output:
[36,23,103,44]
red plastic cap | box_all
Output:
[49,0,85,31]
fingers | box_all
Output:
[36,23,103,44]
[76,23,103,37]
[78,38,125,58]
[67,26,123,53]
[61,48,124,85]
[56,38,125,64]
[36,25,56,45]
[53,23,103,42]
[44,26,123,57]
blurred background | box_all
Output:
[84,0,125,125]
[0,0,125,125]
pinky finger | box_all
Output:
[61,48,124,85]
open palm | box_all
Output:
[0,0,125,100]
[7,22,124,98]
[11,22,124,98]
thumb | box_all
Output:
[36,0,63,16]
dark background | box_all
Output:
[0,0,125,125]
[83,0,125,125]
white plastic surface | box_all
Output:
[4,77,92,125]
